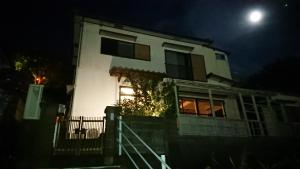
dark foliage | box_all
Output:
[241,57,300,96]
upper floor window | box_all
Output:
[101,37,150,61]
[165,50,193,80]
[165,50,207,81]
[216,53,226,60]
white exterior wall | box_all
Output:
[72,21,233,117]
[72,23,118,117]
[98,25,232,78]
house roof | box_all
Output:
[76,15,215,47]
[173,78,277,96]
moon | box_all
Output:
[248,10,263,24]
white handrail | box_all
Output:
[118,116,122,156]
[117,116,171,169]
[52,116,60,148]
[122,133,153,169]
[121,144,139,169]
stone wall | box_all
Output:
[122,116,177,154]
[178,114,248,137]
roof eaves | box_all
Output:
[79,15,213,46]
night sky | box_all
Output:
[1,0,299,79]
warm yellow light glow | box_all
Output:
[120,95,135,101]
[120,87,134,95]
[35,77,41,85]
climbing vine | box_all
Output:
[116,69,176,118]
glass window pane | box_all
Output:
[120,87,134,95]
[135,43,150,61]
[165,50,186,66]
[118,41,134,58]
[120,86,135,104]
[197,99,212,116]
[216,53,226,60]
[214,100,225,117]
[165,50,193,80]
[180,98,197,115]
[120,95,135,101]
[101,37,118,55]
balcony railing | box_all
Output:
[52,116,105,155]
[178,114,249,137]
[177,114,300,137]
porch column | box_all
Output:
[174,85,180,117]
[238,93,251,136]
[251,95,265,135]
[104,106,121,165]
[208,89,216,117]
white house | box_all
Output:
[70,16,300,138]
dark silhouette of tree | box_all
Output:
[241,57,300,96]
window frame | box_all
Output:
[179,96,226,118]
[165,50,193,80]
[215,53,226,60]
[119,86,135,104]
[101,37,151,61]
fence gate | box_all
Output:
[52,116,106,155]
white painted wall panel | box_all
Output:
[71,21,233,117]
[72,23,117,117]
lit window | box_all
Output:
[120,95,135,101]
[120,87,134,95]
[179,98,197,115]
[179,97,226,118]
[197,99,213,116]
[120,86,135,103]
[213,100,226,117]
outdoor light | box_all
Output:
[35,77,41,84]
[248,10,263,24]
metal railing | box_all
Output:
[247,120,267,136]
[117,116,171,169]
[52,116,105,155]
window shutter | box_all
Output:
[191,54,207,81]
[135,44,150,61]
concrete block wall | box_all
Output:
[178,115,248,137]
[122,116,171,154]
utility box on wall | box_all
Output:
[23,84,44,120]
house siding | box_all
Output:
[72,23,118,117]
[71,20,233,117]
